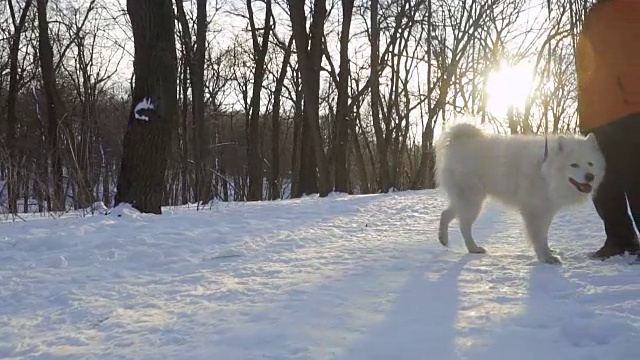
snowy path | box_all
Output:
[1,190,639,359]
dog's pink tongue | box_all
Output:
[580,183,592,193]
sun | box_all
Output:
[485,61,535,118]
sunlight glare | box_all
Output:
[485,61,535,118]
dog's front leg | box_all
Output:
[521,210,560,264]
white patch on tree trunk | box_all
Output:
[134,98,155,122]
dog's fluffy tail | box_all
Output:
[434,123,485,187]
[439,123,485,144]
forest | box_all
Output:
[0,0,593,215]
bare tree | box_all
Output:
[175,0,209,205]
[5,0,34,214]
[269,35,294,200]
[114,0,177,214]
[59,0,113,209]
[333,0,355,193]
[36,0,65,211]
[192,0,208,204]
[288,0,331,197]
[246,0,273,201]
[369,0,390,192]
[412,0,498,189]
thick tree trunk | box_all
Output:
[333,0,355,194]
[175,1,191,205]
[76,37,95,209]
[269,36,294,200]
[369,0,390,193]
[351,102,370,194]
[288,0,331,197]
[36,0,65,211]
[290,79,303,198]
[180,57,190,204]
[246,0,273,201]
[297,113,318,196]
[193,0,209,204]
[114,0,177,214]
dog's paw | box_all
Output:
[540,254,562,265]
[468,246,486,254]
[438,233,449,247]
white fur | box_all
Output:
[435,123,606,264]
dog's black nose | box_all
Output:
[585,172,595,182]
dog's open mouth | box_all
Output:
[569,177,592,193]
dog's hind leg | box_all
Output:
[438,206,456,247]
[456,193,486,254]
[521,210,560,264]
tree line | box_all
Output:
[0,0,594,215]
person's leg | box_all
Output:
[590,167,637,258]
[613,114,640,254]
[620,174,640,255]
[590,118,639,259]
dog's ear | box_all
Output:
[585,132,599,147]
[557,135,566,153]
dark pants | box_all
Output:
[590,113,640,248]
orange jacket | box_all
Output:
[577,0,640,132]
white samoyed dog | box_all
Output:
[435,122,605,264]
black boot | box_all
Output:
[590,237,640,260]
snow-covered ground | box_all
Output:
[1,190,638,360]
